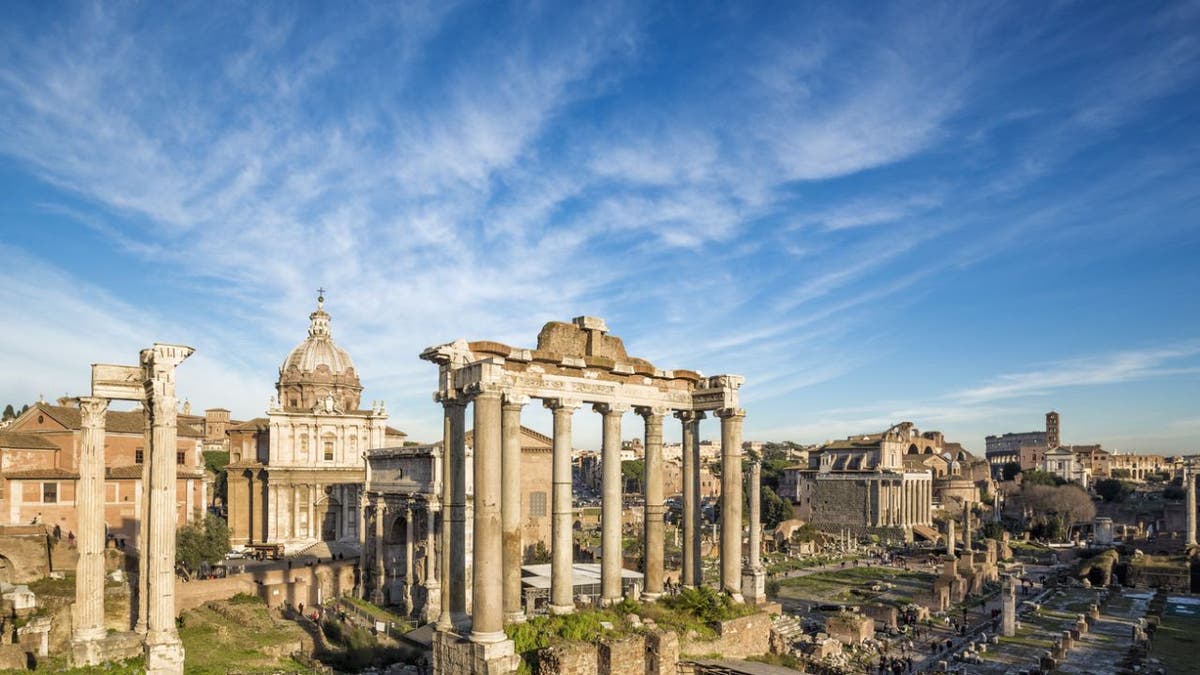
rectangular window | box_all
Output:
[42,482,58,504]
[529,491,547,517]
[135,448,144,464]
[324,442,334,462]
[176,452,185,465]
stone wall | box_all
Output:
[680,612,772,659]
[535,631,681,675]
[538,642,599,675]
[0,532,49,583]
[174,559,356,615]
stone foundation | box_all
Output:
[680,612,772,659]
[68,630,143,669]
[434,629,519,675]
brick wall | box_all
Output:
[680,612,772,659]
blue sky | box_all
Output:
[1,1,1198,453]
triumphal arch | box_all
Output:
[421,316,753,674]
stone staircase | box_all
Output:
[770,614,805,652]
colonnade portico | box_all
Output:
[423,317,748,674]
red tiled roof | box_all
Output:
[4,467,79,479]
[0,431,59,450]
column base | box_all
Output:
[145,636,186,675]
[640,591,662,602]
[548,603,575,615]
[471,629,508,644]
[434,630,519,675]
[742,569,766,605]
[504,610,527,624]
[69,630,143,669]
[599,595,622,607]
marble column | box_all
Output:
[717,408,744,601]
[596,403,626,604]
[1001,575,1016,637]
[677,411,698,587]
[292,485,300,540]
[142,344,192,675]
[501,394,528,622]
[423,502,440,623]
[1186,469,1196,547]
[72,397,109,657]
[546,398,580,615]
[690,413,705,585]
[442,399,468,629]
[743,458,765,604]
[470,386,504,642]
[373,498,386,605]
[136,409,151,635]
[437,404,455,631]
[946,515,956,559]
[640,407,666,601]
[402,507,415,614]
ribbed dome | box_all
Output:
[276,294,363,412]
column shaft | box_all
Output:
[501,397,527,621]
[748,460,762,570]
[470,388,504,641]
[424,504,440,623]
[641,409,665,600]
[1186,470,1196,546]
[403,507,415,612]
[73,397,109,645]
[718,409,744,600]
[679,412,697,587]
[373,499,386,605]
[447,401,468,621]
[690,413,704,586]
[598,404,624,604]
[548,399,579,614]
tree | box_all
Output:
[1110,468,1132,479]
[2,404,15,421]
[621,459,644,493]
[176,515,230,578]
[202,450,230,510]
[1094,478,1132,503]
[1012,483,1095,541]
[760,485,794,529]
[1021,470,1064,487]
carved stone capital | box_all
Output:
[464,382,504,400]
[78,397,109,428]
[543,397,582,412]
[502,393,531,409]
[716,407,746,420]
[592,402,630,416]
[635,405,670,420]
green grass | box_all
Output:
[179,599,313,674]
[1149,606,1200,673]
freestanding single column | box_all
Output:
[1186,468,1196,547]
[596,403,626,605]
[501,394,528,622]
[640,407,666,601]
[71,396,109,663]
[1001,574,1017,637]
[142,344,192,675]
[743,458,765,604]
[717,408,745,601]
[677,411,697,587]
[470,386,505,642]
[690,412,705,585]
[547,398,580,614]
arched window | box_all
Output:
[323,432,336,461]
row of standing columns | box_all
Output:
[72,345,192,674]
[435,388,746,643]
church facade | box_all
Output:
[226,295,402,549]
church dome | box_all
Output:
[276,293,363,412]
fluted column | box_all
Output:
[546,398,580,614]
[502,394,529,622]
[373,498,386,605]
[470,386,504,642]
[640,407,666,600]
[677,411,698,587]
[142,344,192,674]
[596,403,626,604]
[1187,468,1196,547]
[136,409,150,634]
[717,408,744,601]
[73,397,109,652]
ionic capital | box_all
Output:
[635,405,670,420]
[592,402,630,416]
[503,393,531,409]
[464,382,503,400]
[78,397,110,427]
[543,397,582,413]
[715,408,746,420]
